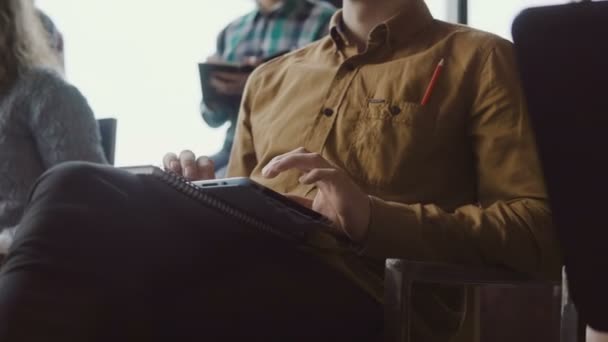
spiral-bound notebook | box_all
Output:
[123,165,332,241]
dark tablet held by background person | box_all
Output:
[198,49,290,113]
[198,1,337,177]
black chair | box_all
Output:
[97,118,117,165]
[512,1,608,336]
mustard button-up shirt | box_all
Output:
[227,1,561,338]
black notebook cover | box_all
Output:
[198,50,291,110]
[123,165,327,242]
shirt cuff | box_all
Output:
[358,195,423,260]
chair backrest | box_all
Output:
[97,118,117,165]
[513,1,608,333]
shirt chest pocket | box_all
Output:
[346,101,439,188]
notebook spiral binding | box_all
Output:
[154,168,296,242]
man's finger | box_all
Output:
[214,71,246,81]
[263,152,329,178]
[221,83,242,95]
[267,147,309,165]
[197,156,215,180]
[179,150,196,166]
[210,77,228,93]
[264,147,310,172]
[210,77,245,95]
[163,152,179,172]
[179,150,197,179]
[283,194,314,209]
[299,168,339,185]
[243,56,262,66]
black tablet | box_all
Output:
[193,177,333,236]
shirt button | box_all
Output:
[390,106,401,115]
[323,108,334,117]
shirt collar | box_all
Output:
[329,0,434,51]
[329,13,349,47]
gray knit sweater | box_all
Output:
[0,68,107,232]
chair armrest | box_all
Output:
[384,259,560,342]
[385,259,559,286]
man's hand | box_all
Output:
[209,72,250,95]
[162,150,215,181]
[261,147,371,242]
[207,55,261,96]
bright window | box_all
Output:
[37,1,255,166]
[469,0,569,40]
[426,0,451,21]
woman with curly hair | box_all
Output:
[0,0,106,254]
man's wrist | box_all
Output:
[349,194,373,244]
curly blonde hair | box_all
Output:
[0,0,62,93]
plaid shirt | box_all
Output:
[217,0,336,63]
[205,0,336,172]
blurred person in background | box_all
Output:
[36,8,65,71]
[0,0,106,255]
[202,0,336,176]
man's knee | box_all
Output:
[39,161,107,185]
[29,161,122,206]
[11,162,134,266]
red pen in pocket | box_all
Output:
[420,58,445,106]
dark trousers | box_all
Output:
[0,162,382,341]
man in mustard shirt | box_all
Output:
[0,0,561,341]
